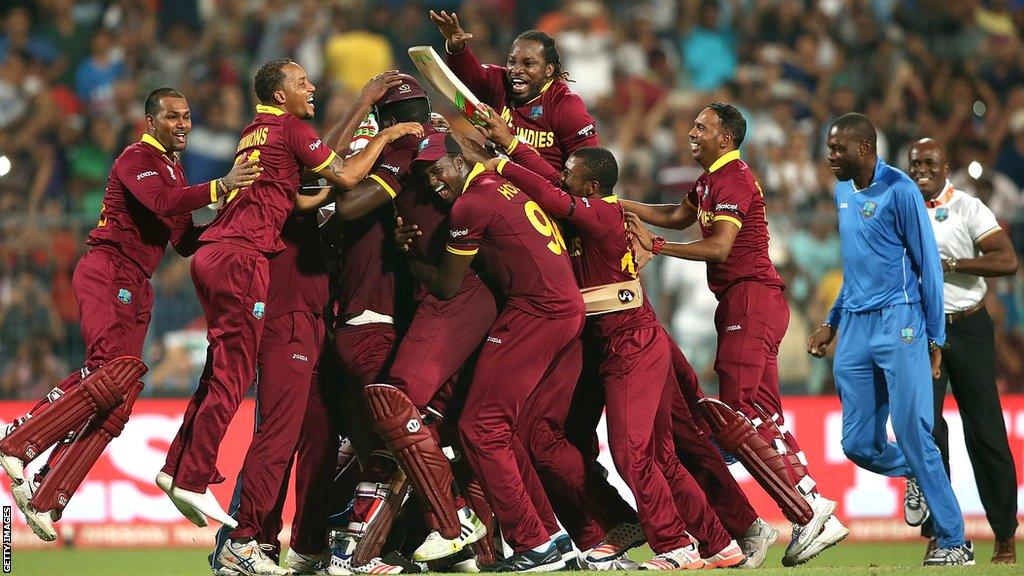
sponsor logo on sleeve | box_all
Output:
[450,228,469,238]
[577,123,595,137]
[715,203,739,214]
[580,197,591,208]
[136,171,158,181]
[381,164,400,175]
[309,139,322,151]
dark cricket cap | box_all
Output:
[413,132,462,164]
[377,74,428,107]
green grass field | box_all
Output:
[7,541,1017,575]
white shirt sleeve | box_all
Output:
[966,196,1002,243]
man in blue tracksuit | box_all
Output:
[807,113,971,566]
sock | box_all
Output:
[532,540,553,553]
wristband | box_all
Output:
[495,158,509,174]
[650,235,666,255]
[928,340,948,352]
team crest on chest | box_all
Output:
[860,200,877,218]
[529,105,543,120]
[934,207,949,222]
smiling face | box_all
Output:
[147,96,191,153]
[505,39,555,106]
[560,155,593,198]
[907,140,949,199]
[688,107,730,170]
[826,125,868,183]
[424,154,467,204]
[275,62,316,119]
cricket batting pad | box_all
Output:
[0,356,146,462]
[464,477,498,567]
[696,397,813,525]
[364,384,461,539]
[32,380,144,513]
[353,468,413,566]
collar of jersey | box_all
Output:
[523,80,555,106]
[601,195,618,203]
[464,162,487,193]
[255,104,286,116]
[708,150,740,173]
[140,133,167,153]
[925,180,955,208]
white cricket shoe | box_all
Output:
[172,485,237,528]
[904,476,930,527]
[217,539,289,576]
[0,423,26,484]
[11,478,56,542]
[584,522,646,563]
[155,472,209,527]
[701,540,745,569]
[639,543,703,570]
[327,532,357,575]
[782,495,836,565]
[412,506,486,562]
[736,517,778,569]
[286,548,328,574]
[790,514,849,566]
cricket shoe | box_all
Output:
[552,530,580,569]
[922,540,975,566]
[903,476,930,527]
[582,556,640,571]
[482,541,566,572]
[736,518,778,569]
[412,506,486,562]
[638,543,704,570]
[0,422,26,485]
[217,539,289,576]
[286,548,329,574]
[781,495,836,565]
[172,485,237,528]
[583,522,646,563]
[327,532,357,575]
[155,471,208,527]
[10,477,57,542]
[788,514,848,566]
[701,540,745,568]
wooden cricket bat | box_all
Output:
[580,279,644,316]
[408,45,488,125]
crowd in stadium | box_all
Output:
[0,0,1022,400]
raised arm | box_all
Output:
[121,153,259,217]
[314,123,424,190]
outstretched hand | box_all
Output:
[394,216,421,252]
[359,70,405,105]
[430,10,474,52]
[624,212,655,251]
[472,103,515,149]
[221,158,261,191]
[380,122,425,143]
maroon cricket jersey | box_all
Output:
[685,151,784,299]
[500,147,658,339]
[266,213,329,322]
[87,134,213,277]
[446,46,598,170]
[201,105,337,255]
[445,164,583,319]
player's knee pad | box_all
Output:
[0,357,146,462]
[352,468,412,566]
[31,379,144,513]
[696,397,812,525]
[363,383,460,539]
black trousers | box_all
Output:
[923,308,1019,541]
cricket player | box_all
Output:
[0,88,258,541]
[625,103,846,566]
[807,114,971,566]
[159,58,422,534]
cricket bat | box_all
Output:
[408,45,488,125]
[580,279,644,316]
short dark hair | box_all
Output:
[707,102,746,148]
[254,58,296,103]
[831,112,877,149]
[572,147,618,192]
[145,88,186,117]
[514,30,568,81]
[378,98,431,125]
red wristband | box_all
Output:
[651,235,666,255]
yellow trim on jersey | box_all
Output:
[255,104,286,116]
[369,174,397,198]
[713,214,742,229]
[505,138,519,153]
[601,195,618,204]
[446,245,478,256]
[524,80,555,105]
[210,180,218,203]
[496,158,509,174]
[708,150,741,174]
[140,133,168,153]
[463,162,486,193]
[311,151,338,174]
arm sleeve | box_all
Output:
[707,172,752,229]
[550,92,599,154]
[286,118,337,172]
[826,283,845,328]
[508,140,561,184]
[169,214,205,257]
[445,193,488,256]
[445,45,506,108]
[896,183,946,345]
[499,160,618,236]
[367,146,413,199]
[115,151,214,217]
[685,186,699,210]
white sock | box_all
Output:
[550,528,568,540]
[532,540,553,553]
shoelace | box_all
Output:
[906,482,923,509]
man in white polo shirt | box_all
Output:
[908,138,1020,564]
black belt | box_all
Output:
[946,302,984,324]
